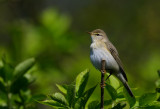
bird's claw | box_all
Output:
[101,70,106,74]
[100,82,106,88]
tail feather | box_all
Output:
[123,81,134,97]
[116,73,134,97]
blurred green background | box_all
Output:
[0,0,160,108]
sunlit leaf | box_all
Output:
[112,102,126,109]
[139,92,158,106]
[37,100,66,108]
[75,69,89,98]
[12,58,35,83]
[56,84,67,94]
[109,75,120,89]
[105,83,117,100]
[49,92,68,106]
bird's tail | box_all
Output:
[122,81,134,97]
[116,73,134,97]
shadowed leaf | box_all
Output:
[104,99,113,106]
[88,100,100,109]
[0,77,6,93]
[105,83,117,100]
[32,94,46,101]
[81,84,97,106]
[66,83,75,107]
[123,87,136,108]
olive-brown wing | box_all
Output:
[106,42,128,81]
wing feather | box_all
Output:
[106,42,128,81]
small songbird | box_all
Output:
[89,29,134,97]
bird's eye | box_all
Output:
[96,33,100,36]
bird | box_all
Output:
[89,29,134,97]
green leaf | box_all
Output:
[156,88,160,93]
[49,92,68,106]
[0,106,8,109]
[104,99,112,106]
[88,100,100,109]
[0,58,14,81]
[112,102,126,109]
[74,98,82,109]
[155,79,160,88]
[123,87,136,108]
[143,105,160,109]
[109,75,120,89]
[88,100,112,109]
[66,84,75,107]
[157,70,160,78]
[105,83,117,100]
[75,69,89,98]
[0,77,6,93]
[56,84,67,94]
[32,94,47,101]
[140,101,160,109]
[139,92,158,106]
[81,84,97,106]
[10,74,35,93]
[12,58,35,83]
[37,100,66,108]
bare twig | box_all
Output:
[100,60,106,109]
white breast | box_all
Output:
[90,43,119,72]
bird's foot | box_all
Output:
[101,69,106,74]
[100,82,106,88]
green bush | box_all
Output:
[0,57,160,109]
[0,57,37,109]
[37,69,160,109]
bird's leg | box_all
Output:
[100,69,106,74]
[100,70,106,88]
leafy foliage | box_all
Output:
[0,57,38,109]
[0,57,160,109]
[37,69,97,109]
[38,70,160,109]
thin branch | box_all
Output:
[100,60,106,109]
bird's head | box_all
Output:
[88,29,108,42]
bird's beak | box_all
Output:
[86,31,91,35]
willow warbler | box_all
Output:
[89,29,134,97]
